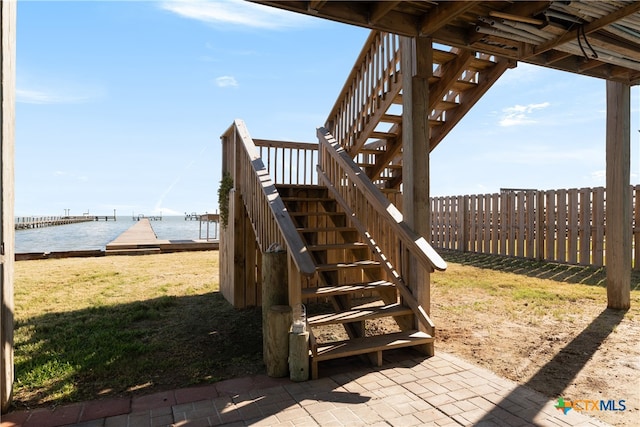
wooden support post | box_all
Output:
[262,247,288,364]
[605,81,631,310]
[401,36,433,355]
[230,189,246,307]
[265,305,292,377]
[1,0,16,414]
[288,331,309,382]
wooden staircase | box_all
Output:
[220,30,512,380]
[326,32,514,192]
[278,184,434,379]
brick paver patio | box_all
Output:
[1,352,610,427]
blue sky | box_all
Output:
[15,0,639,217]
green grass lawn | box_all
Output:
[11,249,640,414]
[12,251,264,409]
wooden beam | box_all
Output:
[544,49,573,65]
[308,1,326,12]
[532,2,640,57]
[588,32,640,62]
[420,1,480,36]
[401,36,433,354]
[605,81,631,310]
[1,0,16,414]
[578,59,607,73]
[488,10,543,26]
[369,1,400,25]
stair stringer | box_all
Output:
[317,171,436,337]
[278,183,437,379]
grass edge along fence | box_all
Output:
[430,185,640,269]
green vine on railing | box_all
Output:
[218,173,233,228]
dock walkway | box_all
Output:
[15,216,95,230]
[105,219,218,255]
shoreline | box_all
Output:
[14,243,219,261]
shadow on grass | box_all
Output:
[12,292,264,410]
[477,307,626,424]
[440,248,640,290]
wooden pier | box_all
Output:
[105,218,218,255]
[133,214,162,221]
[14,215,114,230]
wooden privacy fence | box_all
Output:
[431,186,640,268]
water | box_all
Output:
[14,216,218,253]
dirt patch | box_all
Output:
[312,254,639,426]
[429,253,640,427]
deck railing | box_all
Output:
[221,120,316,278]
[317,127,445,331]
[324,31,402,154]
[253,139,318,186]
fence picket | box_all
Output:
[430,185,636,269]
[545,190,556,261]
[593,187,605,266]
[635,186,640,270]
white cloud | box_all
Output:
[160,0,312,30]
[215,75,238,87]
[499,102,551,127]
[590,170,605,183]
[53,171,88,182]
[17,88,99,105]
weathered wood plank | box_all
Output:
[634,186,640,270]
[1,0,16,413]
[555,190,567,263]
[593,187,605,266]
[579,188,591,265]
[546,190,556,261]
[605,81,631,309]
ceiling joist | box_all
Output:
[253,1,640,85]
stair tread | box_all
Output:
[358,163,402,169]
[308,303,411,326]
[313,330,433,361]
[302,280,395,298]
[381,113,402,123]
[469,56,498,71]
[297,226,357,232]
[308,242,367,251]
[316,260,380,271]
[434,100,459,111]
[281,197,334,202]
[288,211,344,216]
[452,79,477,91]
[369,131,398,140]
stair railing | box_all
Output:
[221,120,316,287]
[317,127,446,331]
[324,31,402,156]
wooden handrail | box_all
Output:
[324,31,402,155]
[317,127,446,273]
[221,120,316,276]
